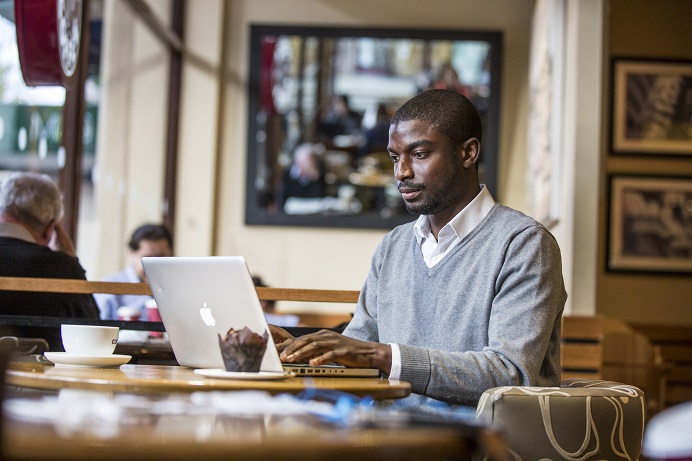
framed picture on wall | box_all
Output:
[245,24,503,229]
[608,175,692,273]
[612,59,692,155]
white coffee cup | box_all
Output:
[61,324,120,356]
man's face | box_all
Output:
[388,119,465,216]
[131,239,173,281]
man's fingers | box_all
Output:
[269,325,294,343]
[309,350,338,366]
[274,339,292,352]
[279,337,307,360]
[280,335,332,361]
[279,330,366,367]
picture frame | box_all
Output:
[612,59,692,155]
[608,175,692,273]
[244,24,503,229]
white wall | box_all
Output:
[175,0,224,256]
[88,0,171,279]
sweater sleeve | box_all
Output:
[398,225,566,405]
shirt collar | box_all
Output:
[413,184,496,244]
[0,221,37,243]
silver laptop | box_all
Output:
[141,256,380,377]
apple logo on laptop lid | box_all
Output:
[199,302,216,326]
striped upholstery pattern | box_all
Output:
[476,379,645,461]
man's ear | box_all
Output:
[460,138,481,169]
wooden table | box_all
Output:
[1,387,494,461]
[5,362,411,399]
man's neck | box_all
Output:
[428,185,482,239]
[0,216,43,244]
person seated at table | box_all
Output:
[277,143,328,213]
[270,89,567,414]
[430,62,473,99]
[357,103,391,159]
[318,94,362,140]
[251,275,300,327]
[0,172,100,350]
[94,223,173,320]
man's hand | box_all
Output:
[278,329,392,375]
[268,324,295,352]
[49,223,76,256]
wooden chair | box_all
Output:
[0,276,360,303]
[562,315,668,417]
[631,322,692,410]
[0,276,359,362]
[2,277,666,411]
[478,316,654,460]
[560,314,632,380]
[477,379,646,461]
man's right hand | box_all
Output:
[49,222,76,256]
[268,324,295,352]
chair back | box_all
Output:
[477,379,645,461]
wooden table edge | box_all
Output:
[5,365,411,399]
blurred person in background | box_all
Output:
[277,143,328,212]
[431,62,473,99]
[94,223,173,321]
[318,94,362,140]
[358,103,392,159]
[0,172,100,350]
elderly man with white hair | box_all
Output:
[0,172,99,350]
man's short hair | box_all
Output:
[128,223,173,251]
[391,89,482,148]
[0,172,63,233]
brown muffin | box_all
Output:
[217,327,268,372]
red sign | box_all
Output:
[14,0,84,87]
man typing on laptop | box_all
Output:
[142,255,380,378]
[270,90,567,414]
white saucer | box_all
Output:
[193,369,294,380]
[44,352,132,368]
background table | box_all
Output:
[5,362,411,399]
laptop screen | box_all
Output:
[142,256,284,372]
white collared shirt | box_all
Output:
[0,221,37,243]
[413,185,496,268]
[388,185,496,380]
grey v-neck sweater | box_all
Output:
[344,204,567,410]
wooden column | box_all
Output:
[163,0,184,232]
[59,0,90,243]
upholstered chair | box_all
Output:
[475,379,645,461]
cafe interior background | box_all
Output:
[0,0,690,331]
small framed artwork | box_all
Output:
[612,59,692,155]
[608,175,692,273]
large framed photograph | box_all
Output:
[245,24,503,229]
[612,59,692,154]
[608,175,692,273]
